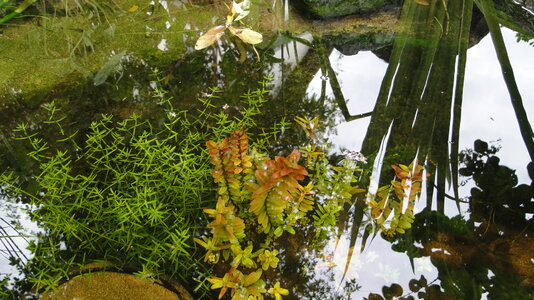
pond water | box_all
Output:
[1,0,533,299]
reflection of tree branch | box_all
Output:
[477,0,534,161]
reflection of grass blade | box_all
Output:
[425,160,436,208]
[360,223,374,253]
[418,0,468,212]
[333,207,348,251]
[361,0,419,155]
[476,0,534,161]
[0,217,28,264]
[340,196,366,284]
[451,0,474,211]
[367,0,470,213]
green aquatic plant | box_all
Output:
[198,129,312,299]
[0,79,280,296]
[198,117,397,298]
[369,159,427,237]
[475,0,534,162]
[0,0,118,25]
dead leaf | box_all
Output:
[229,27,263,45]
[128,5,139,12]
[195,25,226,50]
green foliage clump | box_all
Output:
[196,116,373,299]
[198,130,309,299]
[368,159,428,237]
[0,80,279,296]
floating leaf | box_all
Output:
[195,25,226,50]
[229,26,263,45]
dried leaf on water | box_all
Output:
[195,25,226,50]
[229,27,263,45]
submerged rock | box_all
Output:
[292,0,396,19]
[325,30,394,56]
[40,272,193,300]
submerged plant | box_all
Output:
[197,117,408,298]
[369,159,428,237]
[198,129,313,299]
[0,79,280,297]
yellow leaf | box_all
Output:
[229,27,263,45]
[128,5,139,12]
[195,25,226,50]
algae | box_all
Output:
[40,272,192,300]
[0,0,399,105]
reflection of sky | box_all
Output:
[305,28,533,297]
[1,23,531,297]
[308,28,533,183]
[461,28,533,182]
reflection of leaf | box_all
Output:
[229,27,263,45]
[93,50,126,86]
[194,25,226,50]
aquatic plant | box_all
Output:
[199,129,309,299]
[0,79,282,297]
[0,0,118,25]
[369,159,427,237]
[197,114,428,297]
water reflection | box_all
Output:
[0,0,533,299]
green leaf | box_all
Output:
[286,226,295,235]
[244,269,262,287]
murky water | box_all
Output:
[1,0,533,299]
